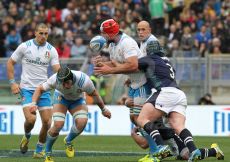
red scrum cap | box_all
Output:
[100,19,120,38]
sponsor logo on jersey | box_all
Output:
[25,57,48,65]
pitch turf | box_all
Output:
[0,135,228,162]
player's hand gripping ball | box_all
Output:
[90,35,107,53]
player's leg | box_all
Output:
[33,91,52,158]
[169,111,201,162]
[137,102,171,161]
[134,86,164,153]
[44,92,68,162]
[44,104,67,162]
[19,89,36,154]
[199,144,224,160]
[64,98,88,158]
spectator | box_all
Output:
[148,0,165,36]
[190,0,205,16]
[194,25,212,57]
[167,24,181,50]
[46,6,62,25]
[180,26,195,57]
[56,39,70,58]
[70,37,87,58]
[198,93,215,105]
[5,28,22,57]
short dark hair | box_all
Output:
[57,66,73,83]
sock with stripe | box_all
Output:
[173,133,186,153]
[25,132,31,139]
[179,128,197,153]
[139,128,158,153]
[35,142,44,153]
[143,121,164,145]
[199,148,216,159]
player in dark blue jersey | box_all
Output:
[136,41,224,162]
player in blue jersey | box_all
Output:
[136,41,224,162]
[30,66,111,162]
[7,23,60,158]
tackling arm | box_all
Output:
[94,56,138,75]
[110,56,138,74]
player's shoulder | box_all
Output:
[45,42,55,51]
[72,70,91,87]
[120,33,137,45]
[20,39,33,48]
[148,34,158,42]
[72,70,88,79]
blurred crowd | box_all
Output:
[0,0,229,59]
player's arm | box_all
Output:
[32,85,46,104]
[52,64,60,73]
[110,56,138,74]
[94,56,138,75]
[88,90,111,119]
[7,57,20,94]
[50,47,60,73]
[138,56,154,71]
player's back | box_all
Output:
[54,70,95,101]
[138,54,178,91]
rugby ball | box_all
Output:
[90,35,107,52]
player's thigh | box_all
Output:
[37,91,52,111]
[168,112,186,134]
[69,99,88,129]
[138,103,164,127]
[39,108,52,124]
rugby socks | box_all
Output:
[179,128,197,153]
[35,142,44,153]
[199,148,216,159]
[143,121,164,145]
[139,128,158,153]
[25,132,31,139]
[66,125,81,144]
[173,133,186,153]
[45,133,58,153]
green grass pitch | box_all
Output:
[0,135,229,162]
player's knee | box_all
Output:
[52,112,65,131]
[73,110,88,131]
[26,115,36,126]
[52,121,65,133]
[41,119,52,129]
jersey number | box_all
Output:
[166,63,175,79]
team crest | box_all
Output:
[45,51,50,59]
